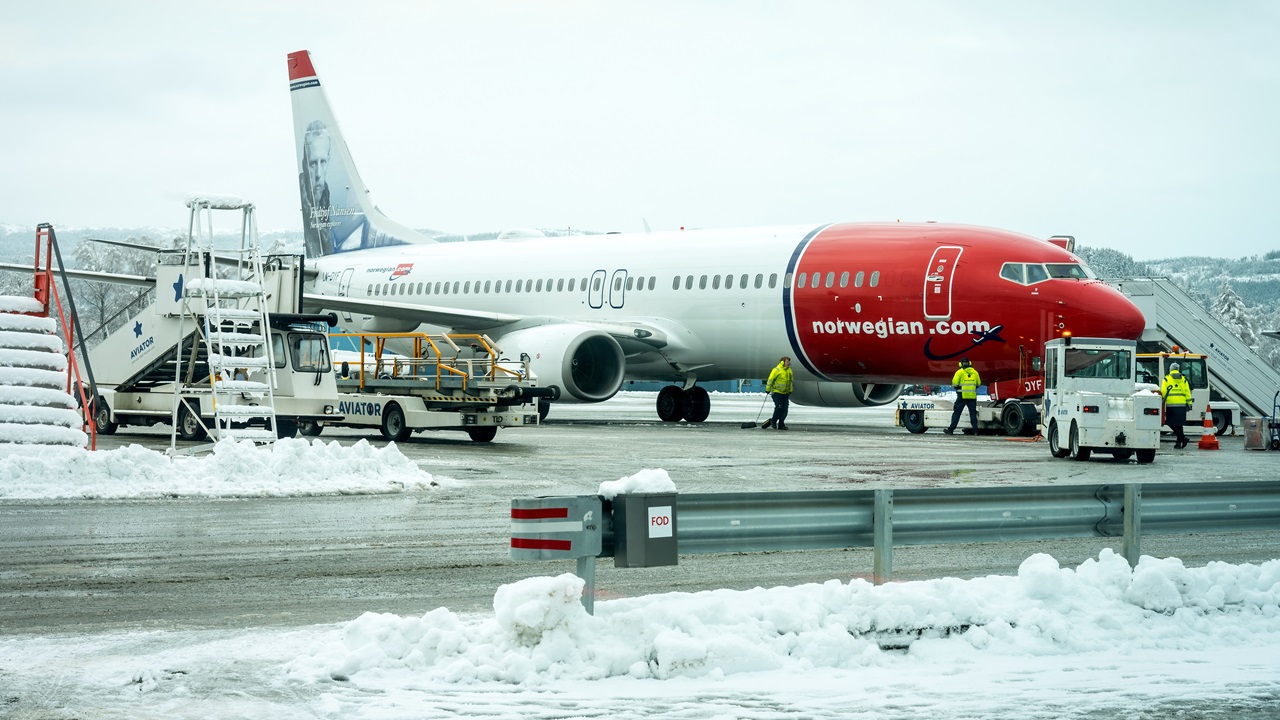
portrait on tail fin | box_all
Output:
[296,118,369,256]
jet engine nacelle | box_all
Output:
[495,323,626,403]
[790,381,905,408]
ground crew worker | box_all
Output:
[1162,362,1192,448]
[944,357,981,435]
[761,356,794,430]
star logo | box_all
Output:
[134,321,143,338]
[173,274,184,302]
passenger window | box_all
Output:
[435,282,442,294]
[672,276,681,290]
[373,285,380,296]
[755,274,763,289]
[535,279,543,292]
[425,283,432,295]
[770,273,779,289]
[568,278,575,292]
[685,275,694,290]
[825,271,835,288]
[614,277,623,291]
[453,281,460,294]
[712,275,721,290]
[1026,264,1049,284]
[699,275,708,289]
[725,274,734,289]
[854,271,864,288]
[870,271,880,287]
[504,280,512,293]
[516,280,523,292]
[740,273,748,289]
[557,279,564,292]
[648,277,655,290]
[840,271,849,288]
[797,273,807,289]
[463,281,471,294]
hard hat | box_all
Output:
[959,357,971,368]
[1169,362,1180,372]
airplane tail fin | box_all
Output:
[287,50,434,258]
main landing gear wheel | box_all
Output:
[1048,420,1069,458]
[1068,421,1091,461]
[681,386,711,423]
[656,386,685,422]
[380,402,411,442]
[902,409,926,434]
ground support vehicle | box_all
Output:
[1136,350,1239,436]
[896,375,1043,437]
[1043,337,1160,463]
[307,332,556,443]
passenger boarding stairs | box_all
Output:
[1107,276,1280,418]
[0,296,87,447]
[172,196,280,446]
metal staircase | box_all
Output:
[1107,276,1280,418]
[172,196,280,447]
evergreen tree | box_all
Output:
[1212,280,1261,351]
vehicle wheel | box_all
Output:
[656,386,684,422]
[93,397,118,435]
[537,398,551,423]
[380,402,411,442]
[1136,449,1156,464]
[298,420,323,437]
[1272,438,1280,451]
[1001,403,1026,436]
[1211,410,1229,436]
[275,418,298,439]
[467,426,498,443]
[681,386,711,423]
[177,402,207,442]
[902,409,926,434]
[1069,422,1091,461]
[1111,450,1133,461]
[1048,420,1069,458]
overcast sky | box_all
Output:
[4,1,1277,261]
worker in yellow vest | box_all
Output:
[1161,362,1192,448]
[944,357,981,435]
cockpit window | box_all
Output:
[1026,264,1049,284]
[1046,263,1095,279]
[1000,263,1025,283]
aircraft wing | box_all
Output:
[0,261,155,288]
[301,292,522,330]
[301,291,670,349]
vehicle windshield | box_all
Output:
[289,332,331,373]
[1064,348,1132,380]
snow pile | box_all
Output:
[286,550,1280,685]
[0,437,454,499]
[598,467,677,498]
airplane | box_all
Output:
[285,49,1146,423]
[0,51,1145,429]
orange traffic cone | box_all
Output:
[1198,405,1220,450]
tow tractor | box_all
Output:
[896,373,1043,437]
[1043,336,1161,463]
[303,332,557,443]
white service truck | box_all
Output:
[1043,336,1161,463]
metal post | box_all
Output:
[873,489,893,584]
[1123,483,1142,566]
[576,555,597,615]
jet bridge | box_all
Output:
[1106,277,1280,419]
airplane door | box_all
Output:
[608,270,628,309]
[922,247,963,319]
[588,269,606,309]
[337,268,355,323]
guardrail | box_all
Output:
[512,481,1280,614]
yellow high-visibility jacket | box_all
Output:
[1162,372,1192,407]
[951,366,981,400]
[766,362,794,395]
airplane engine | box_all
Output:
[495,324,626,403]
[790,381,905,408]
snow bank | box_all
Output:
[285,549,1280,685]
[0,437,455,499]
